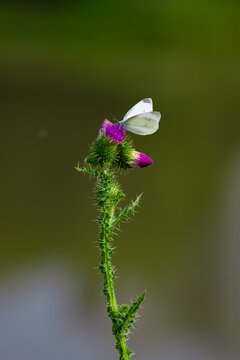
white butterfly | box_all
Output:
[119,98,161,135]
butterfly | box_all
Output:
[118,98,161,135]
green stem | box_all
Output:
[98,171,131,360]
[116,332,131,360]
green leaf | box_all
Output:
[75,165,101,177]
[117,291,146,335]
[113,193,143,226]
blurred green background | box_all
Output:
[0,1,240,359]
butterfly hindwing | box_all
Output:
[123,112,161,135]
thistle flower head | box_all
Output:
[86,119,154,170]
[99,119,125,144]
[131,151,153,168]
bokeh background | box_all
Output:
[1,1,240,359]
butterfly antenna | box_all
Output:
[107,110,119,123]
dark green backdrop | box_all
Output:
[1,1,239,359]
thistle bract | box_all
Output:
[85,134,118,166]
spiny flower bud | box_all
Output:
[99,119,125,144]
[131,151,153,168]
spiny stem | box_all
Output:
[116,332,130,360]
[99,176,118,314]
[97,170,131,359]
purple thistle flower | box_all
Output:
[99,119,125,144]
[132,151,153,168]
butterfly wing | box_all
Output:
[123,98,153,122]
[121,111,161,135]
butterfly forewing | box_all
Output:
[123,98,153,122]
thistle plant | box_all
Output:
[76,99,160,359]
